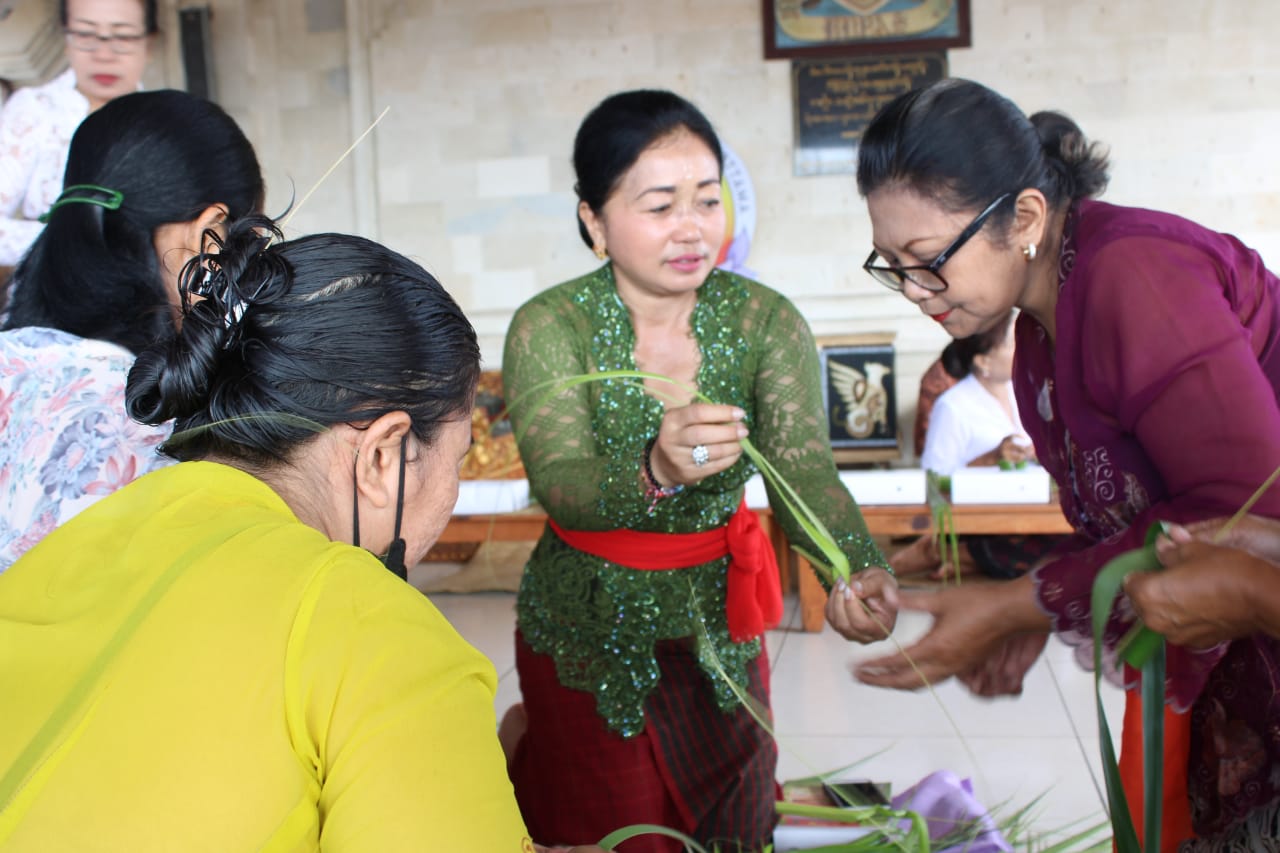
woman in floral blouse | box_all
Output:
[0,0,158,267]
[0,89,263,571]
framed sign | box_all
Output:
[817,333,900,465]
[792,52,947,176]
[764,0,971,60]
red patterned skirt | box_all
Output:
[508,630,779,852]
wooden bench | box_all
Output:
[434,501,1073,632]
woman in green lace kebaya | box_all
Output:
[501,90,899,852]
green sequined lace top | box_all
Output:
[503,265,884,736]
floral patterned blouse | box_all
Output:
[0,327,170,571]
[0,70,88,267]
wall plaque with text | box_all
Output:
[792,52,946,176]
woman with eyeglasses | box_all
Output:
[0,0,156,268]
[852,77,1280,850]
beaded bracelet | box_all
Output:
[642,437,683,514]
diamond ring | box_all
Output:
[691,444,710,468]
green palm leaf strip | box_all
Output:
[773,802,929,852]
[505,368,852,582]
[1090,523,1166,853]
[925,471,960,584]
[1086,464,1280,851]
[597,823,709,852]
[1211,462,1280,543]
[509,368,997,844]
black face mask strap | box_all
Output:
[351,449,362,548]
[350,434,410,581]
[383,435,409,580]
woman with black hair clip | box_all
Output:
[0,87,263,572]
[0,215,608,852]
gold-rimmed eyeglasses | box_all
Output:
[863,193,1013,293]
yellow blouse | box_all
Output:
[0,462,531,851]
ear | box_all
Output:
[192,203,230,249]
[353,411,414,511]
[578,199,606,254]
[1010,189,1050,252]
[170,203,231,259]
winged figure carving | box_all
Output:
[828,360,891,439]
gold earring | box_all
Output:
[1022,243,1037,261]
[593,246,608,260]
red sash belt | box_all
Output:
[549,499,783,643]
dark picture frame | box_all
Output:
[763,0,971,60]
[817,333,901,465]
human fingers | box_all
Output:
[1154,527,1193,565]
[826,581,884,642]
[828,590,889,644]
[664,402,746,430]
[854,639,952,691]
[895,586,945,616]
[1203,515,1280,563]
[652,421,747,485]
[855,568,900,635]
[1123,570,1168,633]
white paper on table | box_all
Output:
[839,468,927,505]
[452,480,532,515]
[950,465,1052,505]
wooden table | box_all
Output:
[435,502,1073,632]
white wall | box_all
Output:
[188,1,1280,459]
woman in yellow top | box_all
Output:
[0,216,602,852]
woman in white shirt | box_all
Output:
[920,310,1032,475]
[0,0,156,267]
[896,311,1057,579]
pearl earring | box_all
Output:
[1022,243,1037,261]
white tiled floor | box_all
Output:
[430,589,1125,843]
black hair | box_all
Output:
[59,0,160,34]
[856,79,1109,231]
[940,311,1016,380]
[4,89,263,354]
[572,89,723,248]
[126,215,481,468]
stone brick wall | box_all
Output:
[136,1,1280,459]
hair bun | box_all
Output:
[125,214,289,426]
[1030,110,1110,201]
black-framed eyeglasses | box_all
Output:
[65,29,148,55]
[863,192,1013,293]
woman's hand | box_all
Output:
[1167,514,1280,565]
[854,576,1050,692]
[826,567,899,643]
[968,434,1034,468]
[1125,534,1276,648]
[996,435,1034,466]
[650,402,748,487]
[956,632,1049,697]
